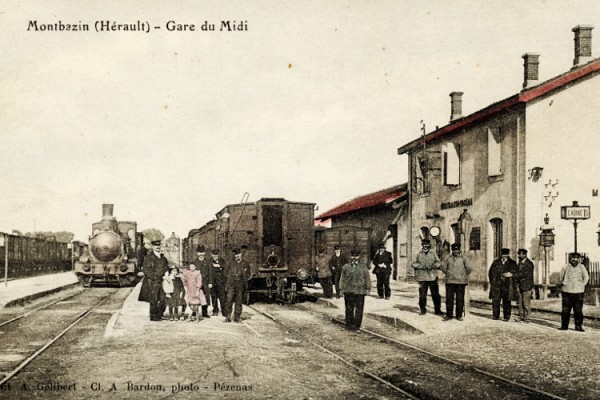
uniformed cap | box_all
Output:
[211,248,219,255]
[241,244,248,250]
[421,239,431,245]
[517,248,528,255]
[232,248,241,255]
[334,245,341,250]
[196,245,206,253]
[569,252,581,258]
[379,243,386,249]
[151,240,161,246]
[451,243,461,251]
[501,248,510,255]
[318,248,325,254]
[350,249,360,256]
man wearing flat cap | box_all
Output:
[209,248,228,316]
[224,248,251,323]
[195,245,212,318]
[328,245,348,299]
[339,249,371,331]
[440,243,471,321]
[411,239,443,315]
[558,252,589,332]
[488,248,518,321]
[513,248,534,322]
[138,240,169,321]
[372,243,393,299]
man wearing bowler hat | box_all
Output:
[138,240,169,321]
[328,244,348,299]
[558,252,589,332]
[411,239,443,315]
[441,243,471,321]
[339,249,371,331]
[372,243,393,299]
[488,248,518,321]
[209,248,228,316]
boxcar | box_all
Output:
[313,225,372,266]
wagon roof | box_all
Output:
[315,183,407,220]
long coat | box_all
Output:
[138,251,169,303]
[488,257,518,299]
[513,258,535,292]
[183,269,207,305]
[209,256,228,287]
[196,258,212,306]
[372,250,393,275]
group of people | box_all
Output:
[413,239,589,331]
[138,241,251,323]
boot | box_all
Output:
[202,305,210,318]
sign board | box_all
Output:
[561,205,590,220]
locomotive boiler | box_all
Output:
[74,204,142,287]
[183,198,315,303]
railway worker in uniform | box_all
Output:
[372,243,393,300]
[488,248,518,321]
[224,248,251,323]
[411,239,443,315]
[195,245,213,319]
[139,240,169,322]
[210,248,228,316]
[182,263,207,322]
[557,252,589,332]
[339,249,371,332]
[513,248,535,323]
[440,243,472,321]
[315,248,333,298]
[329,245,348,299]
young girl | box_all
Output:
[173,267,186,321]
[163,267,185,321]
[182,263,206,322]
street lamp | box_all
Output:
[539,214,555,286]
[458,208,472,245]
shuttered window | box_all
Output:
[443,143,461,185]
[488,128,502,177]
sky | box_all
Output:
[2,0,600,242]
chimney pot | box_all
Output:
[572,25,594,67]
[102,204,115,220]
[449,92,463,121]
[522,53,540,89]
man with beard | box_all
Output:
[488,248,518,321]
[513,248,534,322]
[224,248,251,323]
[339,249,371,332]
[558,252,589,332]
[411,239,443,315]
[209,248,228,316]
[138,240,169,321]
[195,245,212,318]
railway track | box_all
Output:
[0,288,117,386]
[251,300,567,400]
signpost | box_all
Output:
[561,201,591,253]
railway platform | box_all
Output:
[0,271,79,308]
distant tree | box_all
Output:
[142,228,165,246]
[11,229,23,236]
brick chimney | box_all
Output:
[449,92,463,121]
[522,53,540,89]
[572,25,594,67]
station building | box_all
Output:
[315,183,409,279]
[398,25,600,288]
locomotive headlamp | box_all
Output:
[297,268,309,281]
[120,264,128,272]
[83,264,91,272]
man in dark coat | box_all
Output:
[209,248,228,316]
[224,248,251,323]
[195,245,212,318]
[328,245,348,299]
[372,243,393,299]
[139,240,169,321]
[488,248,518,321]
[513,248,535,322]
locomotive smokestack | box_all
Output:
[102,204,115,220]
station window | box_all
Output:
[413,156,430,194]
[442,143,461,186]
[488,127,503,177]
[469,227,481,250]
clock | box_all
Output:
[430,226,441,238]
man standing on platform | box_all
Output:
[513,248,534,322]
[411,239,443,315]
[138,240,169,321]
[315,248,333,298]
[339,249,371,332]
[195,245,212,318]
[558,252,589,332]
[488,248,518,321]
[224,248,251,323]
[329,245,348,299]
[440,243,471,321]
[372,243,393,299]
[210,248,228,316]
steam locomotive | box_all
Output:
[74,204,143,287]
[183,198,315,303]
